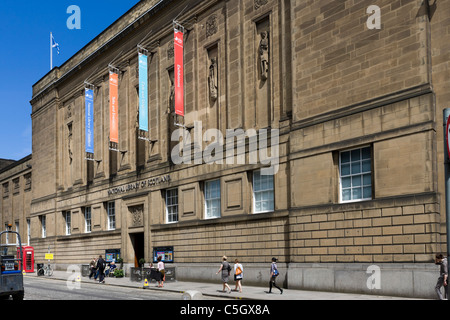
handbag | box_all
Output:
[235,265,242,275]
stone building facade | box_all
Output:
[0,156,32,246]
[11,0,450,298]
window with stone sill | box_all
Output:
[2,182,9,198]
[253,170,274,214]
[63,211,71,235]
[13,178,20,194]
[107,201,116,230]
[205,180,221,219]
[40,215,46,238]
[165,188,178,223]
[4,224,11,244]
[15,221,19,245]
[339,146,372,203]
[24,173,31,190]
[84,207,92,233]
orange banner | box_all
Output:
[109,72,119,143]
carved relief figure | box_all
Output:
[259,31,269,81]
[255,0,269,10]
[206,15,218,37]
[135,87,140,128]
[209,58,218,101]
[169,75,175,113]
[167,40,174,60]
[68,123,73,164]
[66,105,73,119]
[130,205,144,227]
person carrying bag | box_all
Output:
[268,257,283,294]
[234,259,243,293]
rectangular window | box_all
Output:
[64,211,71,235]
[253,170,274,213]
[24,173,31,190]
[13,178,20,194]
[205,180,221,219]
[3,182,9,198]
[339,146,372,203]
[5,224,11,244]
[166,189,178,223]
[15,221,19,244]
[40,215,46,238]
[27,219,30,245]
[85,207,92,233]
[107,202,116,230]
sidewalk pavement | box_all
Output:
[24,270,423,300]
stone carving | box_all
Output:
[167,40,174,59]
[259,31,269,81]
[68,123,73,164]
[255,0,268,10]
[135,87,140,129]
[169,74,175,113]
[66,104,73,119]
[129,205,144,227]
[208,58,218,101]
[206,15,218,37]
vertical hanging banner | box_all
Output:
[174,28,184,117]
[109,71,119,145]
[139,53,149,132]
[85,88,94,154]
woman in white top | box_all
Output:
[234,259,243,293]
[157,256,165,287]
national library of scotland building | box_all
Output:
[1,0,450,298]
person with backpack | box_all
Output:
[268,257,283,294]
[216,255,232,293]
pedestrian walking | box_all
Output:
[88,257,97,280]
[435,253,448,300]
[93,258,101,281]
[233,259,243,293]
[268,257,283,294]
[157,256,165,287]
[216,256,231,293]
[97,255,106,284]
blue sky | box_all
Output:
[0,0,140,160]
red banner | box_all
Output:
[109,72,119,143]
[174,29,184,117]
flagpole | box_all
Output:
[50,32,53,70]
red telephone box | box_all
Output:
[17,246,34,273]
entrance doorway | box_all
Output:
[130,233,144,268]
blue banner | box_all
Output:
[139,53,149,132]
[85,88,94,154]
